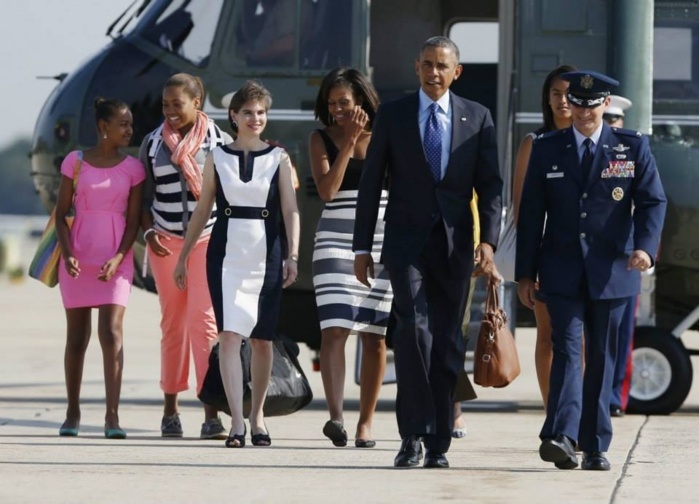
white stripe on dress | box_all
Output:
[312,189,391,335]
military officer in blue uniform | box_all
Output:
[515,71,667,471]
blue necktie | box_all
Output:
[424,102,442,183]
[581,138,593,183]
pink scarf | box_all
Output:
[162,110,209,199]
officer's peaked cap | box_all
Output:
[561,70,619,108]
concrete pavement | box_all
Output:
[1,274,698,504]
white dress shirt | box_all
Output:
[572,122,604,162]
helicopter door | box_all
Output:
[447,20,499,119]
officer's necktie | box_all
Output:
[424,102,442,183]
[581,137,593,183]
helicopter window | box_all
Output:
[227,0,352,71]
[141,0,224,67]
[652,18,699,148]
[300,0,352,70]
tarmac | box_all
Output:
[1,272,698,504]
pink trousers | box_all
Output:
[148,233,217,395]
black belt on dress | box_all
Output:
[222,206,270,219]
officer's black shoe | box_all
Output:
[423,451,449,469]
[539,435,579,469]
[394,435,422,468]
[581,451,611,471]
[610,406,625,417]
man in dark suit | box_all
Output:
[353,36,503,469]
[516,71,666,471]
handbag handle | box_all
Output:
[67,151,83,216]
[485,279,501,313]
[73,151,83,191]
[485,279,507,329]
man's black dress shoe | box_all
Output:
[424,451,449,469]
[581,451,611,471]
[610,407,625,417]
[394,436,422,468]
[539,435,579,469]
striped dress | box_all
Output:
[312,129,392,335]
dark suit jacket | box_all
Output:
[352,91,503,274]
[515,124,667,299]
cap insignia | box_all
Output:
[581,74,594,89]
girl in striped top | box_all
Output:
[140,73,232,439]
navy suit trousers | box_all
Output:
[388,221,471,453]
[542,291,627,452]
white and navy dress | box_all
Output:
[312,129,392,335]
[207,145,285,340]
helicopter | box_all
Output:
[31,0,698,412]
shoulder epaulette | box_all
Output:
[535,129,566,141]
[611,127,644,138]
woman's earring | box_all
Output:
[102,133,107,139]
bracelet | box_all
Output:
[287,255,298,262]
[143,228,157,240]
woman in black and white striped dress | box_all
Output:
[309,68,391,448]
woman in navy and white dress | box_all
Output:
[309,68,392,448]
[174,81,300,448]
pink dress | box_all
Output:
[58,151,146,308]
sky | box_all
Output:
[0,0,134,149]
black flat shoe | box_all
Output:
[323,420,348,447]
[225,426,246,448]
[251,431,271,447]
[355,439,376,448]
[581,451,611,471]
[540,435,579,469]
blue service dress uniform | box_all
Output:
[515,123,666,452]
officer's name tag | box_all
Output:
[546,172,564,178]
[601,161,635,178]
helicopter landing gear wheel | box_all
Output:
[626,326,693,415]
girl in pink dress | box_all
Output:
[55,98,145,439]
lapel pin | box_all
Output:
[552,165,558,170]
[460,116,467,122]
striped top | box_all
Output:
[140,120,232,236]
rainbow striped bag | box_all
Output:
[28,152,83,287]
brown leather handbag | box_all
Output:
[473,279,521,388]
